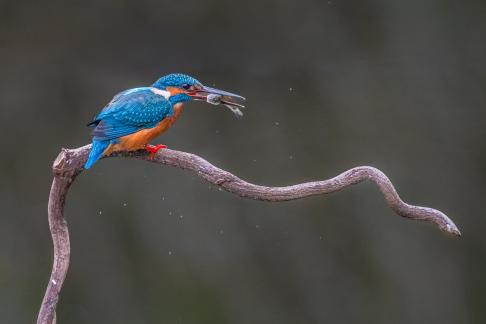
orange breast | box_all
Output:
[103,103,184,156]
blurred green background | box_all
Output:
[1,0,485,323]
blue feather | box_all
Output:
[89,88,172,141]
[84,74,218,170]
[85,140,110,169]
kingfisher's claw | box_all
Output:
[146,144,167,159]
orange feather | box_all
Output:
[102,103,184,156]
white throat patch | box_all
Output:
[150,87,171,100]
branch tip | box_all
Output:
[37,144,460,324]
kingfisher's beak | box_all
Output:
[190,85,245,108]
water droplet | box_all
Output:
[179,215,183,219]
[169,211,172,216]
[219,229,224,235]
[123,202,127,207]
[289,87,293,92]
[275,121,280,126]
[98,211,102,215]
[168,251,172,256]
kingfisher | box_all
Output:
[85,73,245,169]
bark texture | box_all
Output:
[37,144,460,324]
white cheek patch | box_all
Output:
[150,87,171,100]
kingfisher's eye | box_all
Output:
[182,83,191,90]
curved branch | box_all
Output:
[37,144,460,324]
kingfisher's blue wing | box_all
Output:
[89,87,172,141]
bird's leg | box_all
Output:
[146,144,167,159]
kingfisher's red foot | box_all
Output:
[146,144,167,159]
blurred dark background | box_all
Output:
[1,0,485,323]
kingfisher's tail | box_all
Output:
[85,140,110,169]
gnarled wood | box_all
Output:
[37,144,460,324]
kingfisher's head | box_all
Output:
[152,73,245,109]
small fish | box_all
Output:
[206,94,245,118]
